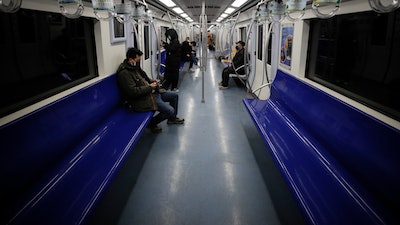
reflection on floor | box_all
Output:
[88,51,306,225]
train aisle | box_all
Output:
[89,51,305,225]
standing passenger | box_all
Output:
[162,28,181,92]
[117,48,184,133]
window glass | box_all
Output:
[161,26,168,44]
[306,10,400,120]
[267,24,272,65]
[144,25,150,59]
[0,9,98,117]
[258,24,263,60]
[240,26,246,42]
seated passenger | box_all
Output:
[181,39,192,63]
[190,41,199,70]
[117,48,184,133]
[181,40,198,72]
[218,41,245,89]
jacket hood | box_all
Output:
[117,59,134,74]
[165,29,178,41]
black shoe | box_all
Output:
[167,118,185,124]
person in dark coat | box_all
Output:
[162,28,181,92]
[181,40,192,62]
[218,41,245,89]
[181,40,198,72]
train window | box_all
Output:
[257,24,272,64]
[240,27,246,42]
[306,10,400,120]
[132,24,139,49]
[267,26,272,65]
[258,24,263,60]
[0,9,97,117]
[144,25,150,59]
[161,26,168,44]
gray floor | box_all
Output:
[88,52,306,225]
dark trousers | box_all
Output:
[189,53,198,69]
[221,66,235,87]
[149,92,179,127]
[163,68,179,90]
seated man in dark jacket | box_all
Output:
[117,48,184,133]
[218,41,246,89]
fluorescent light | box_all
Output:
[172,7,184,14]
[159,0,176,7]
[224,7,235,14]
[232,0,248,8]
[220,13,228,18]
[181,13,188,18]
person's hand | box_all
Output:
[150,82,158,89]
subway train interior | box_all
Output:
[1,0,400,224]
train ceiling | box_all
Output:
[76,0,356,24]
[160,0,232,22]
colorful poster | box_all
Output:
[280,24,294,69]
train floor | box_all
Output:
[88,51,306,225]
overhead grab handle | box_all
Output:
[115,0,149,23]
[256,1,270,21]
[268,0,286,22]
[0,0,22,13]
[131,0,148,18]
[285,0,307,22]
[114,1,132,23]
[59,0,84,19]
[312,0,341,19]
[369,0,399,13]
[92,0,115,21]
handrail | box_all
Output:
[59,0,84,19]
[114,2,132,23]
[92,0,115,21]
[369,0,400,13]
[0,0,22,13]
[251,82,272,94]
[268,0,286,22]
[285,0,307,22]
[312,0,341,19]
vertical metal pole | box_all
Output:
[200,1,207,103]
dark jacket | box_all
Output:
[116,59,157,112]
[232,48,245,74]
[181,41,192,62]
[164,29,181,70]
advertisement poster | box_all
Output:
[280,24,294,69]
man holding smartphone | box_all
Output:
[117,48,184,133]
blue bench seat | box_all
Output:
[243,70,400,225]
[0,74,154,225]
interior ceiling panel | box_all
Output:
[146,0,235,22]
[173,0,231,22]
[81,0,239,23]
[82,0,334,23]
